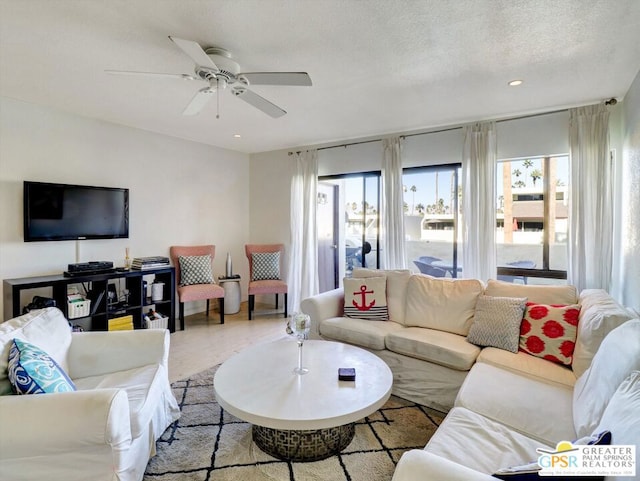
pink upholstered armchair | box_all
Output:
[245,244,288,320]
[170,245,225,329]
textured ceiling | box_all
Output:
[1,0,639,154]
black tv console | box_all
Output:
[3,267,175,332]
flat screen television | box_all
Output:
[23,181,129,242]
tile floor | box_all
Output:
[167,301,288,382]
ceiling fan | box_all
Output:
[106,36,312,118]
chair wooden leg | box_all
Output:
[248,295,254,320]
[206,299,210,317]
[219,298,225,324]
[275,293,279,309]
[179,302,185,330]
[284,293,288,318]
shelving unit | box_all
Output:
[3,267,176,332]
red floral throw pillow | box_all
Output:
[519,302,581,366]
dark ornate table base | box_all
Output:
[252,423,356,461]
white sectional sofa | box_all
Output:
[302,269,639,480]
[0,307,181,481]
[392,318,640,480]
[302,269,598,411]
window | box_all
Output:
[403,165,461,277]
[497,156,569,283]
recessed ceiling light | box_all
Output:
[508,79,523,86]
[233,134,241,138]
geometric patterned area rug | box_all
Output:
[144,365,446,481]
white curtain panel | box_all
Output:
[381,137,407,269]
[568,104,612,291]
[288,150,319,314]
[461,122,497,281]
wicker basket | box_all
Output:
[68,299,91,319]
[145,315,168,330]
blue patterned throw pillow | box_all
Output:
[179,254,214,286]
[8,338,76,394]
[251,252,281,281]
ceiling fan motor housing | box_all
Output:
[203,47,241,84]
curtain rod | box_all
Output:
[287,107,572,156]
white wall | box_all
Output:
[0,97,250,318]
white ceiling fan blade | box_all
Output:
[232,88,286,118]
[168,36,219,70]
[183,87,215,116]
[105,70,199,81]
[239,72,312,86]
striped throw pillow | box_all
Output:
[343,276,388,321]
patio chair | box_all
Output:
[497,260,536,284]
[413,256,447,277]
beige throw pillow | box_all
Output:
[404,275,484,335]
[351,268,411,323]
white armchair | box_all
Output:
[0,307,180,481]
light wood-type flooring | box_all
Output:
[168,301,288,383]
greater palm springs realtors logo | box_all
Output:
[536,440,636,477]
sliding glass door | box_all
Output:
[317,173,381,291]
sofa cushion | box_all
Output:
[594,370,640,450]
[352,268,411,324]
[485,279,578,305]
[386,327,481,371]
[426,406,553,474]
[73,363,165,439]
[343,276,388,321]
[477,348,576,387]
[519,303,581,366]
[573,319,640,438]
[467,295,527,353]
[0,307,72,396]
[318,317,403,350]
[8,338,76,395]
[455,363,576,445]
[572,289,635,378]
[404,275,484,335]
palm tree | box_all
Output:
[416,203,425,214]
[530,169,543,187]
[522,159,533,187]
[512,168,522,188]
[410,185,417,214]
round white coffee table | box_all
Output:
[214,339,393,461]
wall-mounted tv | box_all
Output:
[24,181,129,242]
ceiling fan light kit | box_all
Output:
[106,36,311,119]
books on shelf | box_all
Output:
[131,256,170,270]
[108,315,134,331]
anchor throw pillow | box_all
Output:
[343,276,388,321]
